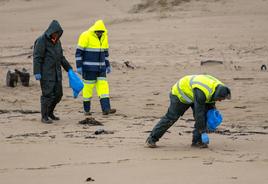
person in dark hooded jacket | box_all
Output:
[146,75,231,148]
[33,20,73,124]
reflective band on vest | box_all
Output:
[83,62,106,66]
[177,82,193,103]
[190,76,213,94]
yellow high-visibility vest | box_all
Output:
[171,75,224,104]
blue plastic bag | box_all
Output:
[68,69,84,98]
[207,109,223,131]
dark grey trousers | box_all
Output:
[149,93,191,142]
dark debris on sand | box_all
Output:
[78,117,103,126]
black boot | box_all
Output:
[48,113,60,120]
[191,129,208,148]
[41,102,53,124]
[145,137,157,148]
[102,109,116,115]
[83,101,91,116]
[48,102,60,120]
[41,116,53,124]
[100,98,116,115]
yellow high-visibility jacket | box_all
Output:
[75,20,109,73]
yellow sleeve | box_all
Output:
[77,31,89,49]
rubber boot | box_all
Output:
[145,137,157,148]
[100,98,116,115]
[83,101,91,115]
[192,129,201,145]
[191,129,208,148]
[41,102,53,124]
[48,102,60,120]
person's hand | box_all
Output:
[77,67,82,75]
[106,66,111,74]
[201,133,209,144]
[34,74,41,80]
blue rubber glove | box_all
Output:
[201,133,209,144]
[77,67,82,75]
[106,66,111,74]
[34,74,41,80]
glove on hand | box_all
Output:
[106,66,111,74]
[77,67,82,75]
[201,133,209,144]
[34,74,41,80]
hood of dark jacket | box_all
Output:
[45,20,63,38]
[212,84,231,100]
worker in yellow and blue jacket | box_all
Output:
[75,20,116,115]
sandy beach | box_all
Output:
[0,0,268,183]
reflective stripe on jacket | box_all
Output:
[75,20,110,72]
[171,75,224,104]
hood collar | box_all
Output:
[88,20,107,33]
[45,20,63,38]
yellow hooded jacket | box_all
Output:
[75,20,109,74]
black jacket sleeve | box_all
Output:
[61,55,72,72]
[33,37,45,75]
[193,88,207,132]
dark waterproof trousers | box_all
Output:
[148,93,191,143]
[148,93,213,143]
[40,80,63,119]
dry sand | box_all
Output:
[0,0,268,183]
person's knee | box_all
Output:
[41,90,53,98]
[165,113,180,123]
[55,94,62,104]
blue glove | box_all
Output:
[77,67,82,75]
[34,74,41,80]
[201,133,209,144]
[106,66,111,74]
